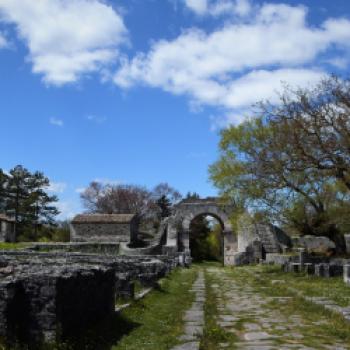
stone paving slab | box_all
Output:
[206,267,350,350]
[170,271,205,350]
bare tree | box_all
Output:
[80,182,157,221]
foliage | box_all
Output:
[81,181,182,233]
[152,183,182,218]
[81,182,157,221]
[189,216,222,261]
[111,267,197,350]
[0,165,59,241]
[210,76,350,246]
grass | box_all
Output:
[200,264,238,350]
[111,266,198,350]
[225,265,350,347]
[251,264,350,306]
[0,242,30,250]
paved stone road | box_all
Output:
[207,266,349,350]
[171,271,205,350]
[173,267,350,350]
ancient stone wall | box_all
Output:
[0,251,182,347]
[0,221,15,243]
[70,223,132,243]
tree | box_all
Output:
[260,76,350,192]
[0,169,9,212]
[80,182,157,222]
[152,183,182,218]
[189,215,211,261]
[185,192,200,201]
[1,165,59,240]
[209,76,350,250]
[156,195,172,218]
[27,171,59,237]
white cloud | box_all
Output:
[75,187,86,194]
[0,32,8,48]
[222,68,324,109]
[86,115,107,123]
[327,57,349,69]
[183,0,252,17]
[184,0,208,15]
[49,117,64,127]
[56,200,80,220]
[0,0,127,85]
[47,182,67,193]
[115,3,350,125]
[94,178,123,186]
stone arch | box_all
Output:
[169,199,237,265]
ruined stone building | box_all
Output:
[70,213,138,243]
[0,214,15,243]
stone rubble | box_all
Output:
[0,250,183,346]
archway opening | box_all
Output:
[189,214,223,262]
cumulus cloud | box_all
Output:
[183,0,252,17]
[0,0,127,85]
[115,2,350,125]
[0,32,8,48]
[47,182,67,193]
[184,0,208,15]
[56,200,80,220]
[94,178,123,186]
[49,117,64,127]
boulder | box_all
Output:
[298,235,336,255]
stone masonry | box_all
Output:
[70,214,138,243]
[0,251,181,347]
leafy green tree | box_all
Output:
[1,165,59,241]
[0,169,9,212]
[209,76,350,251]
[189,215,211,261]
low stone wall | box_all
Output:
[265,253,299,265]
[28,242,120,255]
[0,251,183,347]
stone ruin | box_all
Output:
[0,214,15,243]
[70,213,138,243]
[232,222,292,265]
[0,250,185,347]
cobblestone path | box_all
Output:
[171,271,205,350]
[173,266,350,350]
[206,266,349,350]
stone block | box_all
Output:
[303,263,315,275]
[344,265,350,285]
[315,263,331,278]
[345,235,350,255]
[290,263,301,273]
[298,236,336,255]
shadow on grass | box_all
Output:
[59,311,140,350]
[2,311,140,350]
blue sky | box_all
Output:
[0,0,349,218]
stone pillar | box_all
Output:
[344,265,350,285]
[344,235,350,255]
[290,263,301,273]
[304,263,314,275]
[223,230,237,266]
[182,230,190,254]
[315,263,330,278]
[298,248,307,268]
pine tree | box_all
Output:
[2,165,59,240]
[156,195,172,218]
